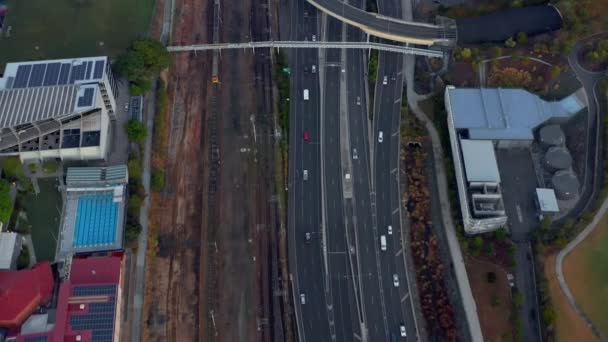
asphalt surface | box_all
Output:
[287,0,332,341]
[307,0,443,40]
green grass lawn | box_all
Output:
[564,213,608,336]
[23,178,62,261]
[0,0,154,67]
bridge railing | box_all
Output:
[167,41,445,57]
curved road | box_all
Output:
[556,36,607,341]
[306,0,455,45]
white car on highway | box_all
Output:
[400,324,407,337]
[387,225,392,235]
[353,148,358,160]
[383,75,388,85]
[378,131,384,143]
[393,274,399,287]
[303,170,308,180]
[300,293,306,304]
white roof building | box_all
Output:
[0,232,21,270]
[536,188,559,213]
[460,140,501,183]
[0,56,118,161]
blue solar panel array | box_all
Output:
[11,59,106,89]
[69,285,117,342]
[24,336,49,342]
[73,284,117,297]
[73,193,119,248]
[77,88,95,107]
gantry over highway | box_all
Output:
[306,0,457,46]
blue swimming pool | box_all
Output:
[73,193,118,248]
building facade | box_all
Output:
[0,57,118,161]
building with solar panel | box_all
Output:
[0,56,118,161]
[8,255,125,342]
[56,165,128,262]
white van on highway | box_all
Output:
[303,89,309,100]
[380,235,387,251]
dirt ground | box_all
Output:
[543,253,598,342]
[466,258,514,342]
[142,0,210,340]
[142,0,277,340]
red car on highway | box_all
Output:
[303,130,310,141]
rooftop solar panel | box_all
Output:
[77,88,95,107]
[89,302,116,313]
[58,63,71,85]
[43,63,61,86]
[84,61,91,80]
[13,64,32,88]
[73,284,117,296]
[93,60,105,79]
[28,63,47,87]
[24,336,49,342]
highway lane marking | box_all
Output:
[392,208,399,215]
[396,248,403,257]
[391,168,397,174]
[353,333,362,341]
[392,130,398,137]
[394,98,401,104]
[401,293,409,303]
[516,205,523,223]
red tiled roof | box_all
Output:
[69,256,121,284]
[0,261,53,328]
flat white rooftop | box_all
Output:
[460,139,501,183]
[0,232,18,269]
[536,188,559,212]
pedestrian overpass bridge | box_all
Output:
[167,41,445,57]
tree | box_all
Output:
[128,194,143,218]
[492,46,503,58]
[151,169,165,192]
[494,227,507,241]
[114,39,171,95]
[542,306,557,325]
[2,157,23,180]
[125,120,148,143]
[504,37,517,48]
[516,32,528,44]
[124,223,142,243]
[460,47,472,60]
[127,157,142,180]
[0,179,12,223]
[551,65,562,79]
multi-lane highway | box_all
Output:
[372,0,420,339]
[287,0,331,341]
[289,0,421,340]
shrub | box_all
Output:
[151,169,165,192]
[124,223,142,243]
[494,227,507,241]
[516,32,528,44]
[460,47,472,60]
[16,247,30,270]
[505,37,517,48]
[0,179,13,223]
[2,157,23,181]
[128,194,144,218]
[551,65,562,79]
[42,160,60,174]
[125,120,148,143]
[127,158,142,180]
